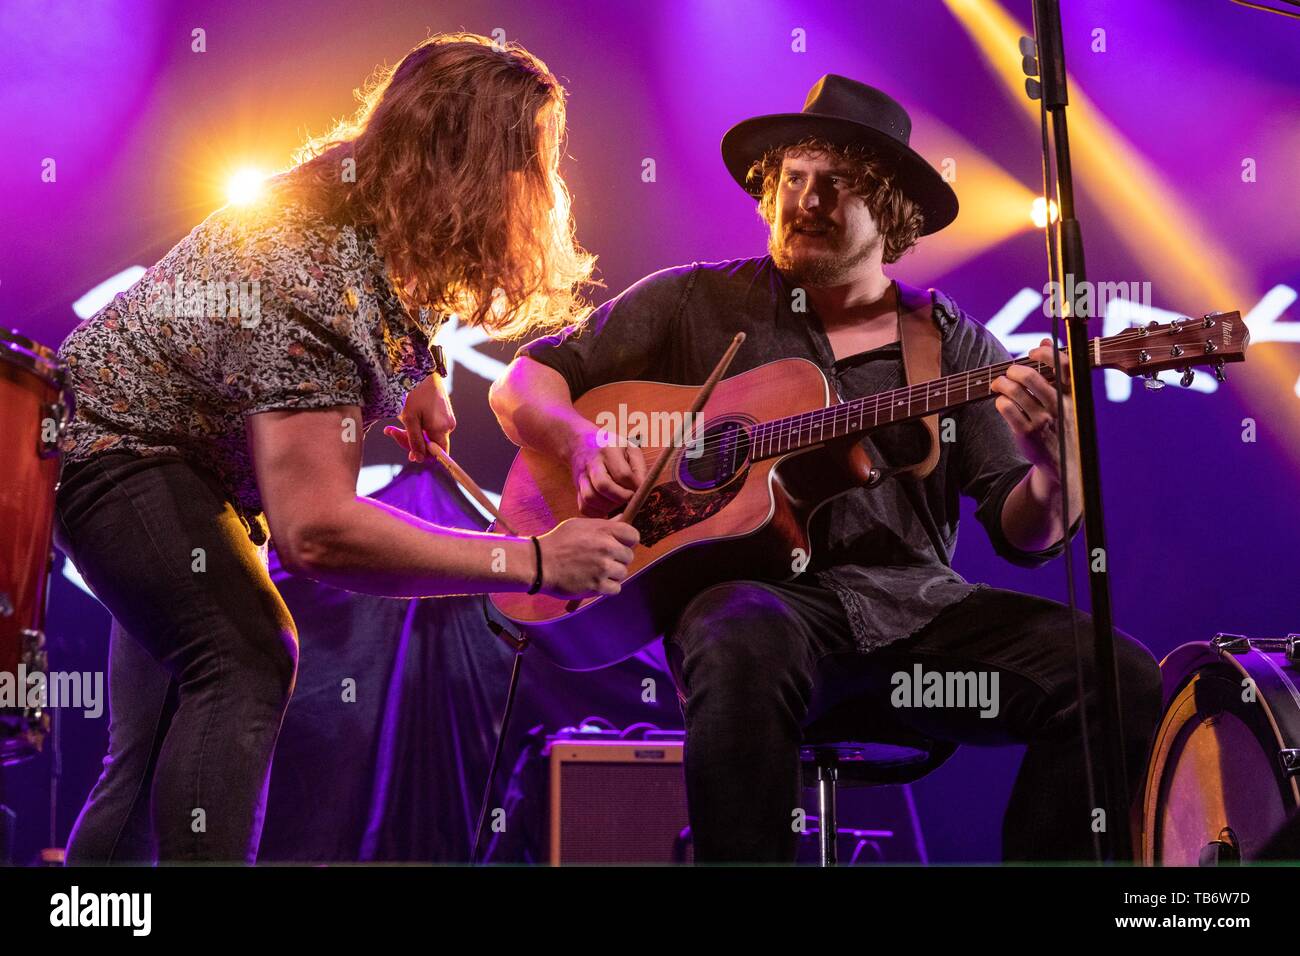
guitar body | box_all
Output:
[489,357,876,671]
[487,309,1249,670]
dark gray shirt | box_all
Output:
[517,255,1075,652]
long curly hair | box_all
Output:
[747,137,925,264]
[283,33,595,339]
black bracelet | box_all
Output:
[526,536,544,595]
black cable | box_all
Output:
[619,722,662,739]
[1230,0,1300,20]
[470,601,529,864]
[1032,28,1102,864]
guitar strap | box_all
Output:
[892,279,944,481]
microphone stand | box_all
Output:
[1023,0,1132,861]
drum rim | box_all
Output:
[1,326,67,386]
[1157,640,1300,755]
[1143,640,1300,863]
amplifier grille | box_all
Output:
[555,761,689,864]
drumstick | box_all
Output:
[428,444,518,537]
[620,332,746,526]
[563,332,746,613]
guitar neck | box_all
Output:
[750,352,1074,460]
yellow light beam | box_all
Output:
[901,108,1044,280]
[942,0,1299,463]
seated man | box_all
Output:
[490,75,1162,863]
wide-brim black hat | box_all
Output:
[721,74,958,236]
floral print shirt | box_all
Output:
[59,183,437,544]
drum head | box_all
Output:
[1144,661,1299,864]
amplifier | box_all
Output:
[546,734,690,865]
[542,729,928,864]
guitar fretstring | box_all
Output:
[640,340,1222,464]
[751,344,1204,453]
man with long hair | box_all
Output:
[491,75,1163,862]
[55,33,637,864]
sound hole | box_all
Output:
[678,418,751,491]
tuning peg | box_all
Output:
[1180,368,1195,388]
[1214,359,1227,383]
[1143,372,1165,391]
[1019,37,1040,82]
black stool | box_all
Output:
[800,731,956,866]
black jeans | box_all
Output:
[664,580,1164,863]
[54,453,298,863]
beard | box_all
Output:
[769,219,876,287]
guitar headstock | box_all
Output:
[1096,312,1248,386]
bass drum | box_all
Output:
[0,327,70,765]
[1142,634,1300,865]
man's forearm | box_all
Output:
[490,358,594,459]
[280,495,536,597]
[508,398,595,461]
[1000,464,1083,554]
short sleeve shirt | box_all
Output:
[58,183,438,544]
[516,256,1079,652]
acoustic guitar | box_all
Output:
[490,313,1248,670]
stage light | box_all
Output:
[1030,197,1059,228]
[944,0,1300,468]
[226,168,266,206]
